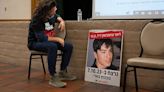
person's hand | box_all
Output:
[48,37,64,47]
[57,37,65,47]
[58,21,65,32]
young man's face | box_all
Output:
[94,43,113,69]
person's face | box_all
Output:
[94,43,113,69]
[48,6,57,18]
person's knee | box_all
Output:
[47,43,58,51]
[65,43,73,50]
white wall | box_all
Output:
[0,0,31,20]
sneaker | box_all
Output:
[59,70,77,81]
[49,74,67,88]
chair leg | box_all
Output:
[41,55,46,74]
[28,54,32,80]
[123,65,128,92]
[134,67,138,91]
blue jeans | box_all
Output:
[31,41,73,76]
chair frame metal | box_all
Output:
[28,51,47,80]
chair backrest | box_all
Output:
[54,23,66,39]
[141,22,164,55]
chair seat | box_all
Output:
[127,57,164,69]
[30,50,47,55]
[30,50,62,55]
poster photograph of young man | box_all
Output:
[85,29,123,87]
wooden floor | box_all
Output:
[0,62,154,92]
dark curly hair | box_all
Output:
[32,0,57,21]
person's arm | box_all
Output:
[57,16,65,31]
[48,36,64,46]
[46,15,65,46]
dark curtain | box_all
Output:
[63,0,92,20]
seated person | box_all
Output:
[27,0,76,88]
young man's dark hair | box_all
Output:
[93,39,113,53]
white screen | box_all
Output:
[92,0,164,19]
